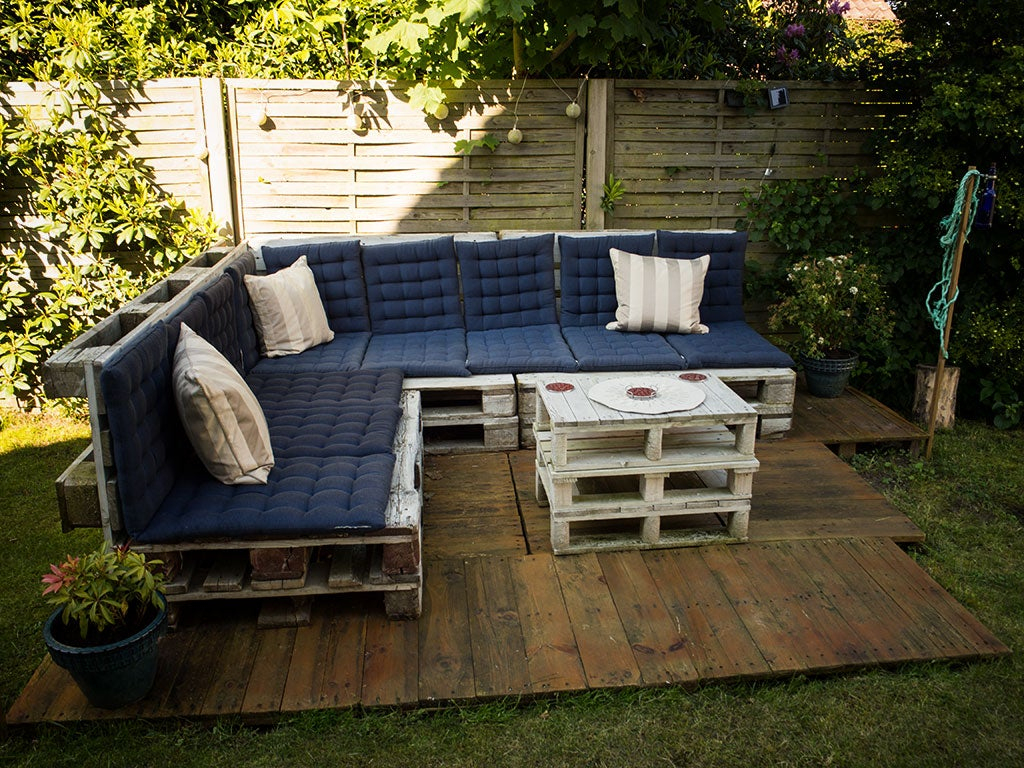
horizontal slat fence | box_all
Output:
[0,78,232,279]
[2,77,890,281]
[227,79,587,238]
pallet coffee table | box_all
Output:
[534,372,759,554]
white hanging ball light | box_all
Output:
[432,103,449,120]
[507,127,523,144]
[251,106,268,127]
[347,112,364,131]
[565,102,581,119]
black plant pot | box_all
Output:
[43,594,167,709]
[800,353,858,398]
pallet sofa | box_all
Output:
[46,229,795,623]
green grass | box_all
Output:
[2,411,1022,767]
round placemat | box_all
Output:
[545,381,575,393]
[587,377,706,414]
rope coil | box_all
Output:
[926,169,982,358]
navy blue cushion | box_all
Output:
[135,452,397,543]
[558,233,656,327]
[132,368,405,544]
[223,251,262,373]
[466,325,578,374]
[666,321,795,368]
[360,328,470,377]
[457,234,558,331]
[248,332,370,374]
[561,326,685,371]
[194,274,244,373]
[361,237,463,334]
[99,323,183,537]
[656,230,748,323]
[261,240,370,333]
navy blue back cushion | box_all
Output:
[196,273,244,373]
[261,240,370,333]
[558,233,656,327]
[656,230,747,323]
[223,251,261,373]
[99,323,184,538]
[361,236,463,334]
[457,234,558,331]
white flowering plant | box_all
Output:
[768,253,894,359]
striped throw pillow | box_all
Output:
[173,324,274,485]
[244,255,334,357]
[605,249,711,334]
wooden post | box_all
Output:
[925,168,977,459]
[914,364,960,429]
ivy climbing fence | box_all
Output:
[1,77,892,283]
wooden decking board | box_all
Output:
[787,387,926,453]
[465,556,532,698]
[279,603,333,711]
[417,559,476,702]
[241,626,297,715]
[202,617,262,717]
[361,605,420,707]
[317,607,366,709]
[597,550,699,686]
[508,554,588,694]
[553,553,642,689]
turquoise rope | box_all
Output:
[926,169,982,358]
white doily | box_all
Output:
[587,377,706,414]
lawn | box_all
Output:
[1,410,1022,767]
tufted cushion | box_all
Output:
[361,237,464,334]
[131,368,405,544]
[457,234,558,331]
[172,324,274,485]
[666,321,795,368]
[244,256,335,357]
[656,230,748,323]
[360,328,470,377]
[261,239,370,333]
[99,323,182,537]
[560,325,685,371]
[606,250,710,334]
[248,332,370,375]
[558,233,656,327]
[466,325,578,374]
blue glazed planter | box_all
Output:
[800,353,858,398]
[43,593,167,709]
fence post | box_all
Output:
[200,78,237,244]
[585,79,612,230]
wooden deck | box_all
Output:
[8,385,1006,726]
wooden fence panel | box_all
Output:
[226,79,587,239]
[0,78,230,279]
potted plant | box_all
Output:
[768,253,894,397]
[41,545,168,709]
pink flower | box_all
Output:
[828,1,851,15]
[41,556,78,595]
[776,46,800,66]
[786,23,806,38]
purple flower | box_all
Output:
[828,0,851,15]
[776,46,800,66]
[785,23,806,39]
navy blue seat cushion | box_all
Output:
[558,233,656,327]
[261,239,370,333]
[457,234,558,331]
[360,328,470,377]
[248,332,370,374]
[466,325,578,374]
[223,251,262,373]
[130,368,405,544]
[561,326,685,371]
[135,452,397,543]
[666,321,795,368]
[656,230,748,323]
[99,323,186,537]
[361,236,464,334]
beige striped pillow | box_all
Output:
[605,249,711,334]
[244,255,334,357]
[173,324,274,485]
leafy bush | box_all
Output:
[955,297,1024,428]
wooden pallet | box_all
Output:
[405,375,518,454]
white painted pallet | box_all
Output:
[405,375,519,454]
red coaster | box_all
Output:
[545,381,575,392]
[679,373,707,382]
[626,386,657,400]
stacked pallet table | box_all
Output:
[534,372,759,554]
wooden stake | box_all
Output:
[925,168,977,459]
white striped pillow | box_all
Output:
[244,255,334,357]
[605,249,711,334]
[173,324,274,485]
